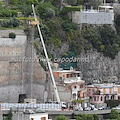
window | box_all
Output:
[88,89,91,91]
[41,117,46,120]
[67,74,69,78]
[101,96,103,101]
[94,96,96,101]
[74,86,77,89]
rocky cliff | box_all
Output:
[77,49,120,83]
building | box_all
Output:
[87,84,120,108]
[30,113,48,120]
[53,69,88,106]
[71,5,114,25]
[53,68,81,84]
[64,77,87,101]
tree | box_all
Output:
[109,109,120,119]
[87,114,94,120]
[21,4,32,17]
[93,114,99,120]
[10,16,20,27]
[61,19,77,32]
[9,0,18,4]
[74,116,82,120]
[84,0,101,8]
[7,108,13,120]
[67,0,77,5]
[1,20,11,28]
[45,8,55,18]
[36,1,57,18]
[76,0,84,5]
[115,14,120,26]
[83,28,102,48]
[56,115,67,120]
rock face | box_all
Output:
[77,49,120,83]
[0,30,46,103]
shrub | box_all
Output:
[56,115,67,120]
[63,6,82,12]
[45,8,55,18]
[10,16,20,27]
[1,20,11,28]
[1,17,20,28]
[36,2,57,18]
[9,32,16,39]
[61,19,77,32]
[109,109,120,119]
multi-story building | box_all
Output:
[53,69,88,106]
[53,68,81,84]
[71,5,114,25]
[87,84,120,108]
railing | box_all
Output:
[1,103,61,110]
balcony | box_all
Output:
[100,91,117,95]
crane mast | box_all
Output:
[32,4,60,103]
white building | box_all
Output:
[71,6,114,25]
[29,113,48,120]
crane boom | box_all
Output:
[32,4,60,103]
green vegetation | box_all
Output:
[103,109,120,120]
[115,14,120,35]
[3,108,13,120]
[1,17,20,28]
[74,114,99,120]
[83,25,120,59]
[73,99,83,104]
[74,110,120,120]
[9,32,16,39]
[56,115,67,120]
[105,100,120,108]
[63,6,82,12]
[0,0,120,61]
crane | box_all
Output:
[31,4,60,103]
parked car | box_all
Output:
[75,107,83,111]
[103,107,110,110]
[98,106,104,110]
[84,107,91,111]
[23,109,34,114]
[36,108,45,113]
[93,108,98,111]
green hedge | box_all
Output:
[64,6,82,12]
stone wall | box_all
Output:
[71,11,114,25]
[0,30,46,103]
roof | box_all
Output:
[64,77,84,84]
[98,6,113,9]
[53,70,81,74]
[87,83,120,88]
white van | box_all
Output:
[23,109,34,114]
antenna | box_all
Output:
[31,4,60,103]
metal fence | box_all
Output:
[1,103,61,110]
